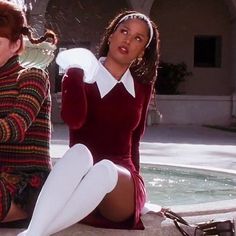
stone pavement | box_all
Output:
[1,124,236,236]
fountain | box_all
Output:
[142,164,236,206]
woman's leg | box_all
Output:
[2,202,27,222]
[19,158,135,236]
[45,163,135,235]
[44,159,119,235]
[0,179,28,223]
[97,165,135,222]
[17,143,93,236]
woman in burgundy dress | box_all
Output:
[19,10,159,236]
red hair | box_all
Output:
[0,0,57,53]
[0,1,25,39]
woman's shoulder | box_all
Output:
[134,78,153,91]
[20,67,48,77]
[18,67,49,82]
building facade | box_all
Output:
[18,0,236,125]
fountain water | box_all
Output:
[142,164,236,206]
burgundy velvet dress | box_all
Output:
[61,65,152,229]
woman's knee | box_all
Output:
[52,143,93,180]
[93,160,118,192]
[62,143,93,167]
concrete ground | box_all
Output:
[1,124,236,235]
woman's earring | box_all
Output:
[137,57,143,63]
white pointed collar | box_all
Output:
[94,57,135,98]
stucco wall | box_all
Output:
[28,0,234,97]
[151,0,232,95]
[156,95,232,125]
[23,0,236,123]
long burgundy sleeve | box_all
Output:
[61,68,87,129]
[131,84,152,172]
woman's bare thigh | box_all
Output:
[98,165,135,222]
[2,202,27,222]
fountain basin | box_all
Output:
[142,163,236,207]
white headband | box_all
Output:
[116,13,154,47]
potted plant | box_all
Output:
[155,61,192,95]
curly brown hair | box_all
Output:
[98,10,160,85]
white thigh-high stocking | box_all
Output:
[17,143,93,236]
[44,159,118,236]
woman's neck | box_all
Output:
[103,57,129,81]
